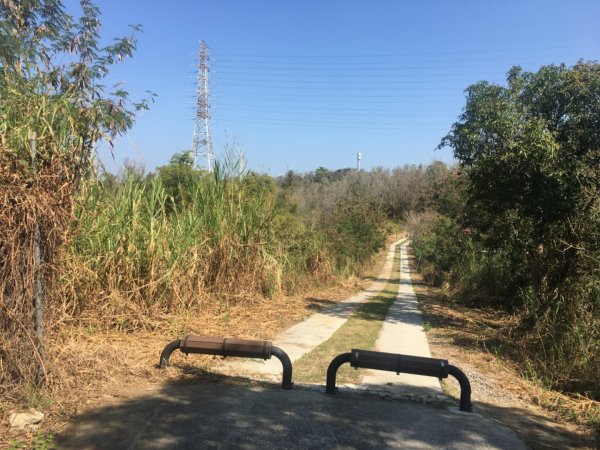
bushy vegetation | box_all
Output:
[4,0,596,420]
[62,153,443,329]
[410,62,600,399]
[65,158,325,325]
[0,0,437,399]
[1,0,148,392]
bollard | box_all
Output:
[159,335,293,390]
[326,349,472,412]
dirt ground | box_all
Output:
[407,250,599,450]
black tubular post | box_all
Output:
[271,346,293,390]
[448,365,472,412]
[326,352,352,394]
[159,339,181,368]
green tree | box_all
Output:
[439,62,600,396]
[169,150,195,167]
[314,166,330,184]
[156,151,201,208]
[0,0,152,176]
[440,62,600,305]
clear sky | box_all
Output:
[64,0,600,175]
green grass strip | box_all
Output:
[293,246,402,384]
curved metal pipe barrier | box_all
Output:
[159,335,293,390]
[159,339,181,369]
[326,349,472,412]
[271,346,293,390]
[448,365,472,412]
[325,352,351,394]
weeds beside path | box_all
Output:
[1,236,404,448]
[293,246,402,384]
[408,248,599,450]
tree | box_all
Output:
[168,150,195,167]
[0,0,149,389]
[440,62,600,304]
[0,0,152,176]
[439,62,600,396]
[156,151,202,208]
[314,166,330,184]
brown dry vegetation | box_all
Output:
[0,240,391,448]
[4,234,598,449]
[407,248,599,450]
[0,149,76,396]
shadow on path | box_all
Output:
[57,374,527,450]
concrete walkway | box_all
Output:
[218,239,406,378]
[221,239,439,396]
[360,243,441,394]
[57,240,528,449]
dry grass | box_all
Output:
[0,246,384,447]
[293,286,400,385]
[0,150,75,398]
[292,249,401,384]
[0,225,400,449]
[407,248,599,449]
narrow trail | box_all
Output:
[57,239,529,449]
[360,243,441,394]
[219,239,440,396]
[216,239,405,378]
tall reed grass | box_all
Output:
[62,158,384,329]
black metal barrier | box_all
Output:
[326,349,472,412]
[159,335,293,390]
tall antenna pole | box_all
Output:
[191,41,214,172]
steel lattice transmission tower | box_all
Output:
[191,41,214,172]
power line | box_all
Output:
[211,78,488,86]
[211,45,596,59]
[131,45,595,62]
[210,71,504,80]
[215,106,455,117]
[210,58,584,70]
[216,104,457,114]
[212,93,465,101]
[214,83,464,91]
[212,117,444,131]
[213,115,447,127]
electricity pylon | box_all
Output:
[191,41,213,172]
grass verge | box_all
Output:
[293,246,402,384]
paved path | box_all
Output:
[57,240,528,449]
[217,239,406,378]
[221,239,439,396]
[360,243,441,394]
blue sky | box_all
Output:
[66,1,600,175]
